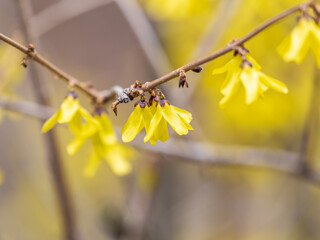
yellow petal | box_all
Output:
[83,152,101,178]
[149,117,169,145]
[78,106,94,121]
[144,105,163,143]
[105,145,132,176]
[121,106,144,142]
[58,96,80,123]
[141,106,153,131]
[67,137,87,155]
[92,134,107,158]
[259,72,288,94]
[247,55,261,70]
[212,63,229,75]
[240,66,260,104]
[171,105,192,123]
[41,110,60,132]
[162,104,189,135]
[278,19,311,64]
[149,101,158,114]
[219,71,241,107]
[68,112,83,135]
[96,114,117,145]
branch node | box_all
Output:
[112,100,120,116]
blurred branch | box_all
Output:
[29,0,113,38]
[0,97,54,119]
[115,0,172,76]
[299,66,320,170]
[15,0,78,239]
[1,97,320,187]
[191,0,242,60]
[174,0,242,106]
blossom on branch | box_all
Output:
[121,98,153,143]
[144,97,193,145]
[66,108,134,176]
[42,92,133,176]
[212,54,288,107]
[278,18,320,67]
[121,94,193,145]
[42,91,94,132]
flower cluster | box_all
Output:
[212,52,288,107]
[42,91,134,176]
[278,17,320,67]
[121,92,193,145]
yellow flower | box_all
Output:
[212,54,288,106]
[278,18,320,67]
[144,98,193,145]
[121,100,153,143]
[42,91,94,132]
[68,109,134,177]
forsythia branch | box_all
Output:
[0,1,315,109]
[113,0,316,109]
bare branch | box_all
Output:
[115,0,172,76]
[0,97,54,119]
[0,32,104,102]
[15,0,78,239]
[29,0,113,38]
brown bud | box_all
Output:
[21,57,28,68]
[192,66,202,73]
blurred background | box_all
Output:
[0,0,320,239]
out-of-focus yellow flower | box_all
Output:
[42,91,94,132]
[121,100,153,143]
[212,54,288,106]
[144,98,193,145]
[141,0,211,20]
[278,18,320,67]
[68,109,134,177]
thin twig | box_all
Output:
[0,32,113,103]
[115,0,172,76]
